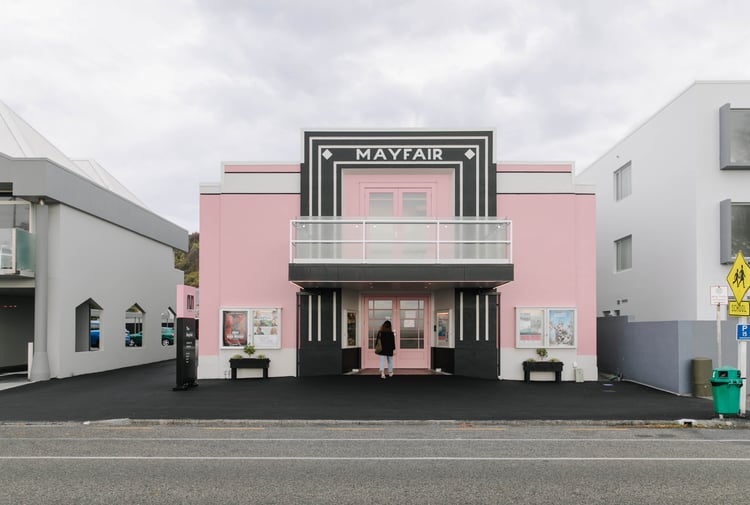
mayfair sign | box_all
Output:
[355,147,445,161]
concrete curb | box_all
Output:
[2,418,749,428]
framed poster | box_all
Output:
[548,309,576,347]
[252,308,281,349]
[436,310,451,347]
[516,308,544,348]
[346,310,357,347]
[221,309,249,348]
[515,307,577,348]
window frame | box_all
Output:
[515,307,577,349]
[344,309,358,348]
[0,199,32,231]
[75,299,102,352]
[721,199,750,263]
[720,103,750,170]
[614,162,632,201]
[615,235,632,272]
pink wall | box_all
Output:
[574,194,597,355]
[200,162,596,363]
[199,194,221,356]
[175,285,197,318]
[199,193,300,356]
[342,172,454,217]
[496,193,596,355]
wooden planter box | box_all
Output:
[229,358,270,379]
[522,361,563,383]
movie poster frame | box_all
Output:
[515,307,577,349]
[251,307,282,349]
[220,308,250,349]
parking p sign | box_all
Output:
[738,324,750,341]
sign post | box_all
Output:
[711,286,728,367]
[737,324,749,417]
[726,252,749,416]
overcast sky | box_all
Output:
[2,0,749,232]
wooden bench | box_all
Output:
[229,358,270,379]
[522,361,563,383]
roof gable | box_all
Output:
[0,101,147,209]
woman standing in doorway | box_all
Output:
[376,320,396,379]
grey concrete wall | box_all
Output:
[598,316,746,395]
[0,294,33,369]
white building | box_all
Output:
[579,81,750,394]
[0,101,188,380]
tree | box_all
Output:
[174,232,199,287]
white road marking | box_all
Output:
[1,456,750,461]
[1,437,749,443]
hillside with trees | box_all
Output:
[174,232,199,287]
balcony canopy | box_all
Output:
[289,217,514,289]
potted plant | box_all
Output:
[228,344,270,379]
[522,347,563,382]
[522,348,548,363]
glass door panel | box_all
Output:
[398,299,424,349]
[362,296,430,370]
[401,192,427,217]
[396,299,428,368]
[366,190,432,261]
[400,192,430,260]
[367,299,393,352]
[368,192,394,217]
[366,192,394,260]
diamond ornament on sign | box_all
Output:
[464,149,475,159]
[322,149,333,160]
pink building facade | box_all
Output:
[199,131,597,380]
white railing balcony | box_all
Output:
[290,217,512,264]
[0,228,35,276]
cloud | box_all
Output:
[2,0,750,231]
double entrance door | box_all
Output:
[361,296,431,370]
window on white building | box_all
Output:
[125,303,145,348]
[720,200,750,263]
[75,299,102,352]
[733,204,750,255]
[161,308,175,346]
[0,199,31,230]
[720,104,750,169]
[614,162,632,201]
[615,235,632,272]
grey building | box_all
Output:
[0,101,187,380]
[579,81,750,395]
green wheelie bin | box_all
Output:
[709,367,743,416]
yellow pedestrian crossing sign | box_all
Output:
[727,251,749,304]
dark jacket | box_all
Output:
[377,330,396,356]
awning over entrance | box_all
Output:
[288,263,513,290]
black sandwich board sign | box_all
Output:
[174,285,198,391]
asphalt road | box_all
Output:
[0,360,723,422]
[1,422,749,504]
